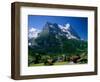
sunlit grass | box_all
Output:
[29,62,68,66]
[54,62,68,65]
[29,63,44,66]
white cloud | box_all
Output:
[28,27,41,39]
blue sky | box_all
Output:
[28,15,88,40]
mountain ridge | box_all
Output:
[28,22,80,42]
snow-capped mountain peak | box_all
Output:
[58,23,80,40]
[28,23,80,40]
[58,23,70,32]
[28,27,41,39]
[28,22,81,47]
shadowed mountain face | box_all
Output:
[40,22,80,40]
[28,22,82,48]
[28,22,80,46]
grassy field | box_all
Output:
[29,62,68,66]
